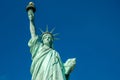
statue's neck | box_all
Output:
[43,44,51,48]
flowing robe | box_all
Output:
[28,36,66,80]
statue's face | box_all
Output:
[42,34,53,45]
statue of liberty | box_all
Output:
[26,2,76,80]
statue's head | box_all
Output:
[40,26,59,48]
[41,32,53,47]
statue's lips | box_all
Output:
[43,40,50,43]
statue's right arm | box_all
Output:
[28,9,37,38]
[29,20,36,38]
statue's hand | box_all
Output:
[64,58,76,75]
[28,10,34,21]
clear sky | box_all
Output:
[0,0,120,80]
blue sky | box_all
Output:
[0,0,120,80]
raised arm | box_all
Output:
[27,2,37,38]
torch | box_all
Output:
[26,2,36,21]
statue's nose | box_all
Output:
[46,37,49,41]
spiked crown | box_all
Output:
[40,25,59,41]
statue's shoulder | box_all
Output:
[51,49,61,57]
[52,49,58,53]
[28,35,41,47]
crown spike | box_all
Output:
[53,33,59,36]
[39,28,44,33]
[39,26,59,40]
[50,27,55,33]
[54,38,60,40]
[46,25,49,32]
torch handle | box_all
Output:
[26,2,36,21]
